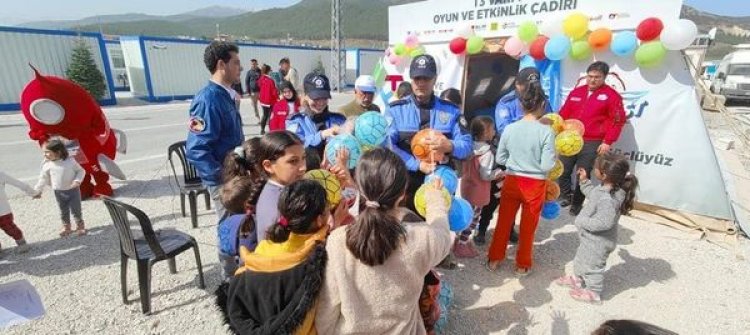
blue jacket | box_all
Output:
[494,90,553,137]
[286,108,347,150]
[384,95,472,172]
[186,81,244,186]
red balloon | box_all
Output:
[636,17,664,41]
[449,37,467,54]
[529,36,549,60]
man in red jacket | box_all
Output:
[558,61,626,215]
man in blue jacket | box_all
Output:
[286,73,347,162]
[385,54,472,214]
[474,67,553,245]
[186,41,245,221]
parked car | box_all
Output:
[711,50,750,102]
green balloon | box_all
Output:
[394,43,407,56]
[635,41,667,68]
[410,46,425,58]
[466,36,485,55]
[518,21,539,43]
[570,40,592,61]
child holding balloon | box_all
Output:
[456,116,504,258]
[555,153,638,304]
[486,78,556,275]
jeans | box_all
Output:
[54,188,82,224]
[260,106,272,134]
[559,141,601,208]
[207,184,227,222]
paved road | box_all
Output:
[0,94,353,195]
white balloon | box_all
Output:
[661,19,698,50]
[540,15,564,38]
[456,24,475,39]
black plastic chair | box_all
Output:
[101,196,205,315]
[168,141,211,228]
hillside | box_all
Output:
[18,6,246,30]
[19,1,750,58]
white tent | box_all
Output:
[381,0,737,229]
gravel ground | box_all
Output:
[2,107,750,334]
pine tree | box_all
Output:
[66,39,107,100]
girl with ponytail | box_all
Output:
[316,148,453,334]
[222,137,262,183]
[223,179,330,334]
[555,152,639,304]
[487,76,556,276]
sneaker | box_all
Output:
[15,239,30,254]
[75,222,88,236]
[473,232,487,245]
[453,240,479,258]
[559,197,572,208]
[60,224,73,237]
[569,205,582,216]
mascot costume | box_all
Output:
[20,65,127,198]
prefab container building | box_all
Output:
[120,36,384,102]
[105,40,129,91]
[0,26,117,112]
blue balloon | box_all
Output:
[325,134,362,169]
[541,201,561,220]
[611,31,638,57]
[544,35,571,61]
[448,197,473,232]
[424,166,459,195]
[354,111,389,146]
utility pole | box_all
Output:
[331,0,344,92]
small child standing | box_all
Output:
[555,153,639,303]
[34,139,86,237]
[456,116,503,258]
[217,176,259,282]
[0,171,39,253]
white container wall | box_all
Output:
[120,37,149,97]
[105,41,129,91]
[0,26,116,112]
[121,36,333,101]
[344,48,383,86]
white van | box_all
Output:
[711,50,750,102]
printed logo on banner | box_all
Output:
[575,73,650,119]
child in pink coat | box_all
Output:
[456,116,503,258]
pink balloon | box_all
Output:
[388,53,401,65]
[385,47,392,57]
[405,34,420,48]
[504,36,526,59]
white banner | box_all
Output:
[388,0,683,44]
[561,52,733,220]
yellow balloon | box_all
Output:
[555,130,584,156]
[542,113,565,134]
[563,13,589,39]
[414,184,452,218]
[548,159,564,180]
[304,169,341,207]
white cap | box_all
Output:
[354,75,377,93]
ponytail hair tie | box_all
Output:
[233,146,246,159]
[364,200,381,209]
[278,216,289,227]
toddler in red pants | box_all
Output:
[0,171,40,254]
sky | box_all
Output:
[0,0,748,26]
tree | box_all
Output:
[66,39,107,99]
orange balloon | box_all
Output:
[588,28,613,51]
[546,180,561,201]
[411,129,447,163]
[564,119,585,135]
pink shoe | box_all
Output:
[569,288,602,304]
[555,275,583,289]
[453,240,479,258]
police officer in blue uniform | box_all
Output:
[286,73,347,162]
[385,54,472,214]
[474,67,553,245]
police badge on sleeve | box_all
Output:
[438,111,451,124]
[188,116,205,133]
